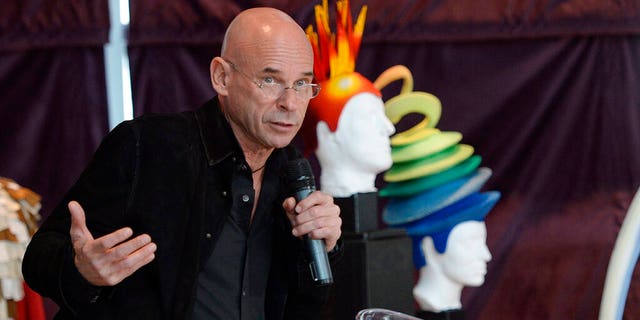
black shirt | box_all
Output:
[191,150,282,320]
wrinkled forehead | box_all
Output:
[238,38,313,71]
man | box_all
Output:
[22,7,342,320]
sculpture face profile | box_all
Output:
[323,92,394,174]
[435,221,491,287]
[401,191,500,312]
[412,220,491,312]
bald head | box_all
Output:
[208,7,315,156]
[221,8,311,62]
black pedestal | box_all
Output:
[328,229,415,319]
[325,193,415,319]
[326,191,415,320]
[334,192,379,233]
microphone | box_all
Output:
[285,158,333,286]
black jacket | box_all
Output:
[23,98,339,319]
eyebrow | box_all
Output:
[262,67,314,78]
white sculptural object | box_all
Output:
[413,220,492,312]
[314,92,395,197]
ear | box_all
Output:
[316,121,336,150]
[421,236,441,269]
[210,57,229,96]
[315,121,339,165]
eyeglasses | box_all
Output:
[224,59,321,100]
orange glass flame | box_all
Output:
[306,0,367,82]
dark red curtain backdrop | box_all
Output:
[0,1,110,317]
[2,1,639,319]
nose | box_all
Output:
[277,88,304,111]
[377,110,396,136]
[383,116,396,136]
[480,243,492,262]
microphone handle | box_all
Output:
[294,187,334,285]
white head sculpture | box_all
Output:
[313,92,395,197]
[302,70,395,198]
[413,220,491,311]
[401,191,499,312]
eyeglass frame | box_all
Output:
[222,58,321,100]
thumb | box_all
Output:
[68,201,93,248]
[282,197,297,216]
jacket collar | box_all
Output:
[195,97,242,166]
[194,97,300,176]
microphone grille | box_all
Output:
[286,158,316,190]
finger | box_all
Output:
[303,226,340,252]
[292,203,340,226]
[292,215,341,238]
[282,197,297,215]
[92,242,157,286]
[89,227,135,252]
[110,242,157,283]
[69,201,93,247]
[108,234,153,260]
[294,191,333,214]
[324,238,338,252]
[314,224,342,242]
[293,216,340,236]
[282,197,299,225]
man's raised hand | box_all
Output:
[68,201,157,286]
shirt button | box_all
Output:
[221,190,228,197]
[242,194,250,202]
[242,291,246,296]
[205,233,212,239]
